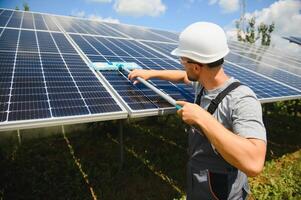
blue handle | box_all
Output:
[175,104,182,110]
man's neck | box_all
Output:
[198,67,229,90]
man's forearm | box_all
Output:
[196,114,266,177]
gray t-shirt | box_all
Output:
[192,77,266,142]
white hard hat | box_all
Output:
[171,22,229,64]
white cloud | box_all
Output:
[71,10,86,18]
[70,10,120,24]
[208,0,218,5]
[243,0,301,55]
[86,0,112,3]
[88,14,120,23]
[219,0,239,13]
[209,0,239,13]
[114,0,166,17]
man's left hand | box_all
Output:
[176,101,208,125]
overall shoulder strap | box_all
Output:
[207,82,242,114]
[195,87,205,105]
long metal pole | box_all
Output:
[119,120,124,169]
[17,129,21,145]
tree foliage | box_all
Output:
[23,2,29,11]
[236,17,275,46]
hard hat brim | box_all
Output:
[171,47,229,64]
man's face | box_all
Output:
[180,57,199,82]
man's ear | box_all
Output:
[194,63,203,71]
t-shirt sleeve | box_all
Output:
[231,89,267,142]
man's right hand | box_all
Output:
[128,69,154,84]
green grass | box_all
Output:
[0,102,300,199]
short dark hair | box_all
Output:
[207,58,224,68]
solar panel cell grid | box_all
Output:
[37,31,59,53]
[6,11,22,28]
[226,52,301,90]
[34,13,48,30]
[0,10,12,27]
[224,63,300,99]
[42,15,60,32]
[0,28,19,51]
[22,12,34,29]
[18,30,38,52]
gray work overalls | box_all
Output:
[187,82,250,200]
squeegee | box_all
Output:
[92,62,182,110]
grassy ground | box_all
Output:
[0,104,300,199]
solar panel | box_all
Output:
[67,33,194,116]
[229,40,301,65]
[0,8,301,131]
[228,41,301,75]
[139,41,301,102]
[0,9,127,131]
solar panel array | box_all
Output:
[1,8,301,131]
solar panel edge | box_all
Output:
[259,94,301,104]
[0,111,128,132]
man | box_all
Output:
[128,22,266,200]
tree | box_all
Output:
[258,22,275,46]
[236,17,275,46]
[23,2,29,11]
[15,6,19,10]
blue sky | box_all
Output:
[0,0,278,32]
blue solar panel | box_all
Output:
[0,10,126,130]
[228,42,301,76]
[139,41,301,101]
[229,40,301,66]
[69,35,193,111]
[225,52,301,90]
[224,63,300,99]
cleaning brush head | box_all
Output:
[92,62,142,71]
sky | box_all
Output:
[0,0,300,54]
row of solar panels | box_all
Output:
[0,8,300,131]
